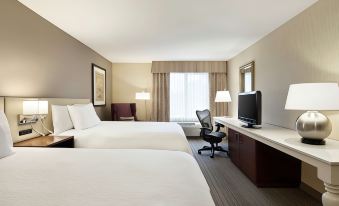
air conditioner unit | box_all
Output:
[178,122,201,137]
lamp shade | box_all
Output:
[136,92,150,100]
[285,83,339,111]
[23,100,39,115]
[23,100,48,115]
[38,101,49,115]
[215,91,232,102]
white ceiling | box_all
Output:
[18,0,317,63]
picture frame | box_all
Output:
[240,61,255,92]
[92,64,106,106]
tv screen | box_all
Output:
[238,91,262,127]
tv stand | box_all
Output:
[241,124,261,129]
[241,124,254,128]
[214,117,339,206]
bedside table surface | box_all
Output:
[14,136,74,147]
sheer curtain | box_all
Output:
[170,73,209,122]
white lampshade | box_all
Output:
[285,83,339,111]
[215,91,232,102]
[38,101,49,114]
[23,100,39,115]
[23,100,48,115]
[136,92,150,100]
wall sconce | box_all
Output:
[18,100,52,136]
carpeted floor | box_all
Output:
[188,137,321,206]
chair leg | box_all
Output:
[210,143,215,158]
[216,146,228,152]
[198,146,212,154]
[215,146,229,156]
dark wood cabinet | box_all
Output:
[238,133,257,183]
[228,128,239,166]
[228,128,301,187]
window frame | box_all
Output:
[169,72,210,122]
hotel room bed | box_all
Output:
[59,121,193,154]
[0,148,214,206]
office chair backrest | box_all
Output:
[196,109,213,132]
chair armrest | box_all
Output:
[215,123,224,132]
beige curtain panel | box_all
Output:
[209,73,227,117]
[151,61,226,73]
[151,73,170,122]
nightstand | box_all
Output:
[14,136,74,148]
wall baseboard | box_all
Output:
[300,182,322,202]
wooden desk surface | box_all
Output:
[14,136,74,147]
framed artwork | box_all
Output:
[92,64,106,106]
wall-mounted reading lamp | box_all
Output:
[19,100,52,136]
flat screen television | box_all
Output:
[238,91,262,128]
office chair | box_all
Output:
[196,109,229,158]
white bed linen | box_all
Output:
[0,148,214,206]
[59,121,193,154]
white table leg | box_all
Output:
[322,183,339,206]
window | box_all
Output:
[240,61,255,92]
[170,73,209,122]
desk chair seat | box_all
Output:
[196,109,229,158]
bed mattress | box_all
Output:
[59,121,192,154]
[0,148,214,206]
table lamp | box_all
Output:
[215,90,231,116]
[285,83,339,145]
[135,91,151,121]
[215,91,232,103]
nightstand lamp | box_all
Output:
[21,100,52,136]
[215,90,232,116]
[285,83,339,145]
[136,91,151,121]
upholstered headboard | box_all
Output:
[0,97,4,112]
[4,97,90,143]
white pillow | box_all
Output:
[67,103,101,130]
[52,105,74,135]
[0,111,14,159]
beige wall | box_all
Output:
[0,0,112,120]
[228,0,339,193]
[112,63,152,120]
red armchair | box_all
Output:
[111,103,137,121]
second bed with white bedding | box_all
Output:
[60,121,193,154]
[0,148,214,206]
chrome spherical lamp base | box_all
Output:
[296,111,331,145]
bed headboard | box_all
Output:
[0,97,4,112]
[4,97,90,143]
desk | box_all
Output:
[214,117,339,206]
